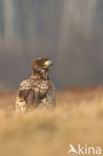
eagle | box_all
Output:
[16,57,56,112]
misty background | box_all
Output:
[0,0,103,88]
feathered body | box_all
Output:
[16,57,56,112]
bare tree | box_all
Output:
[3,0,14,41]
[56,0,97,86]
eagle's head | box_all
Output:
[32,57,53,79]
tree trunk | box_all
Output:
[3,0,14,41]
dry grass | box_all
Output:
[0,86,103,156]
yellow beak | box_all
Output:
[44,60,53,66]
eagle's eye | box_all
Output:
[43,60,53,67]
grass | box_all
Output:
[0,86,103,156]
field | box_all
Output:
[0,86,103,156]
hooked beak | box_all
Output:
[44,60,53,66]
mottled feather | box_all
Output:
[16,57,56,112]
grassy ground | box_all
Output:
[0,86,103,156]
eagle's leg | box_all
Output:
[33,89,40,108]
[16,97,26,113]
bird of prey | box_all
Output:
[15,57,56,112]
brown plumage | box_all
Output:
[16,57,56,112]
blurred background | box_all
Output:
[0,2,103,155]
[0,0,103,88]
